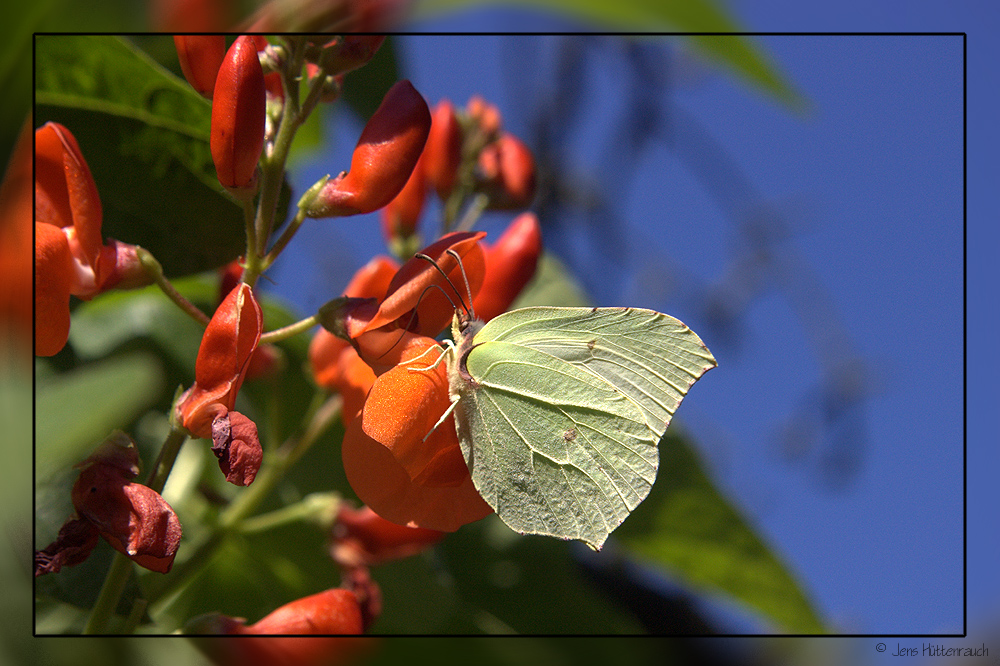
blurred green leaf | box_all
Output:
[35,35,245,277]
[415,0,803,109]
[35,351,164,482]
[510,252,591,309]
[617,429,826,633]
[341,36,402,121]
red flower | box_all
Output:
[177,283,263,438]
[305,80,430,218]
[176,283,264,485]
[36,433,181,575]
[478,133,536,209]
[343,232,486,373]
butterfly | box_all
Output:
[439,301,716,550]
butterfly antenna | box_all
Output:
[372,279,460,363]
[414,252,472,317]
[445,248,476,320]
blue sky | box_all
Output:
[265,8,994,643]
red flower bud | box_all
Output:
[467,94,502,138]
[306,80,430,217]
[379,152,425,248]
[211,411,263,486]
[174,35,226,99]
[211,36,266,191]
[332,504,444,568]
[478,133,536,209]
[424,99,463,200]
[177,283,263,438]
[473,212,543,321]
[320,35,386,77]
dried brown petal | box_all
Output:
[211,411,263,486]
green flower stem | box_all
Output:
[455,193,490,233]
[136,247,210,327]
[146,425,189,493]
[83,551,134,634]
[261,206,308,269]
[237,492,341,535]
[244,40,310,288]
[259,313,318,345]
[144,392,342,613]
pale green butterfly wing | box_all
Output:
[448,306,716,549]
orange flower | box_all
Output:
[0,120,33,349]
[309,256,398,424]
[177,283,263,439]
[176,283,265,486]
[341,337,492,533]
[35,122,146,356]
[331,504,444,569]
[473,212,543,321]
[345,232,486,372]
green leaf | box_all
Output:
[35,351,164,482]
[617,429,826,633]
[34,35,245,277]
[414,0,803,109]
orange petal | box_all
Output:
[366,231,486,336]
[243,588,364,635]
[35,123,103,269]
[342,337,492,531]
[34,223,73,356]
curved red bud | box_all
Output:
[332,504,444,568]
[211,36,266,190]
[473,212,543,321]
[424,99,463,199]
[306,80,430,217]
[174,35,226,99]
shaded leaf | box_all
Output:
[35,351,164,482]
[34,35,245,277]
[617,429,826,633]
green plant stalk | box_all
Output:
[144,392,342,614]
[83,550,134,634]
[136,247,210,326]
[259,313,318,345]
